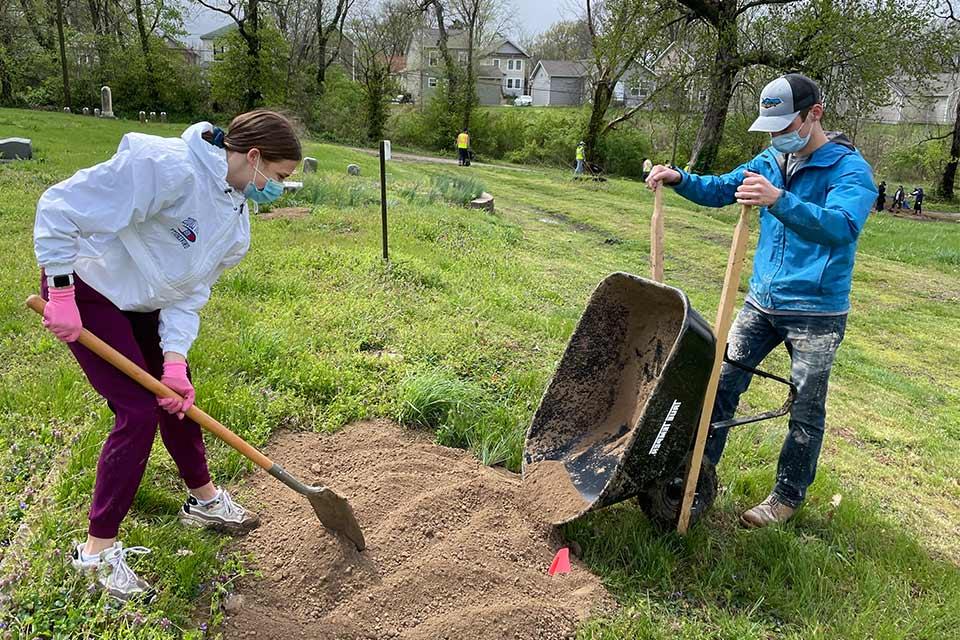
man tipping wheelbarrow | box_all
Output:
[522,73,876,533]
[644,73,877,528]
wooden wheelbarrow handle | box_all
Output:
[25,295,274,471]
[651,184,665,282]
[676,204,752,534]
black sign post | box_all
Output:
[379,140,389,262]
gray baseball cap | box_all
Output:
[749,73,822,133]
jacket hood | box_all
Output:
[824,131,856,151]
[181,122,228,184]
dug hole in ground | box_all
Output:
[221,420,611,639]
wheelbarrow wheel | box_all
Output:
[637,457,718,531]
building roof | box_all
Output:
[533,60,590,79]
[477,64,504,79]
[199,23,235,41]
[484,37,530,58]
[419,28,471,50]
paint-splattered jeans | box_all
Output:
[704,302,847,507]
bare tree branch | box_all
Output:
[736,0,800,17]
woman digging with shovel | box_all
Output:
[33,110,301,600]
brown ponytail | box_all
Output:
[201,110,302,162]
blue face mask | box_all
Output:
[244,157,284,204]
[770,115,812,154]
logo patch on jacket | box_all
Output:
[171,217,198,248]
[761,97,783,109]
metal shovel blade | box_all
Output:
[269,464,366,551]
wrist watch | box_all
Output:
[46,273,74,289]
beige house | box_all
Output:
[399,29,531,105]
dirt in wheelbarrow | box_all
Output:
[220,420,610,640]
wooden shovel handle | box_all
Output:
[26,295,274,471]
[651,185,665,282]
[676,204,752,534]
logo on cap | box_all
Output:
[761,97,783,109]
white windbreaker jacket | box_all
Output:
[34,122,251,356]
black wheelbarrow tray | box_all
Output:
[522,272,796,529]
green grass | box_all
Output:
[0,108,958,638]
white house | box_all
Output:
[529,60,591,106]
[871,74,960,125]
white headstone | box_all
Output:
[139,111,146,123]
[63,107,70,113]
[0,138,32,162]
[149,111,156,121]
[100,86,114,118]
[302,157,318,173]
[160,112,167,122]
[82,107,90,116]
[94,108,101,117]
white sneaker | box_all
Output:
[180,488,260,534]
[70,541,153,601]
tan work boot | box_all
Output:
[740,493,796,528]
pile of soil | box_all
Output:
[222,420,610,640]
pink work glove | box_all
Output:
[42,286,83,342]
[158,360,195,420]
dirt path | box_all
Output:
[345,146,534,172]
[221,420,609,639]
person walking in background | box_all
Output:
[574,141,586,178]
[642,157,653,182]
[892,185,905,211]
[875,180,886,211]
[910,187,924,216]
[457,129,470,166]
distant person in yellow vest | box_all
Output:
[457,129,470,166]
[574,141,586,178]
[642,157,653,181]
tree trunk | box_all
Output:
[55,0,70,110]
[244,0,263,110]
[134,0,159,107]
[689,6,739,173]
[462,17,477,131]
[583,76,613,163]
[938,92,960,201]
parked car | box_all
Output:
[513,95,533,107]
[391,94,414,105]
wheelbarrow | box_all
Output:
[522,196,796,531]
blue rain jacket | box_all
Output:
[674,134,877,314]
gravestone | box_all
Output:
[149,111,156,121]
[82,107,90,116]
[302,157,318,173]
[63,107,70,113]
[100,86,115,118]
[0,138,32,162]
[160,112,167,122]
[94,108,101,117]
[347,164,361,176]
[139,111,146,123]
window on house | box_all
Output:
[428,77,438,87]
[506,78,513,89]
[507,59,514,70]
[493,58,500,68]
[429,52,439,66]
[516,60,522,71]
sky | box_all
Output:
[182,0,566,39]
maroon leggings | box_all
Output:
[42,274,211,538]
